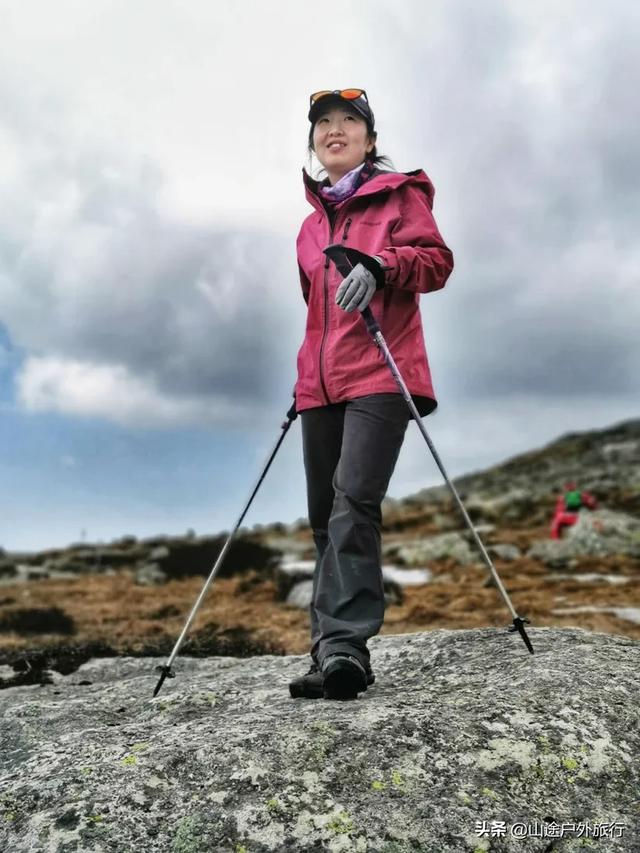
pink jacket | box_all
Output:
[294,166,454,415]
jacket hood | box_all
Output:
[302,166,435,214]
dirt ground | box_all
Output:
[0,550,638,678]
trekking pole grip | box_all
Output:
[322,245,381,339]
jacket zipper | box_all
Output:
[318,214,353,404]
[318,219,334,405]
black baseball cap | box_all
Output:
[308,89,375,132]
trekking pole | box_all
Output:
[152,400,299,697]
[324,244,534,655]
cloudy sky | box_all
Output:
[1,0,638,551]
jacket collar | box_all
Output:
[302,166,434,214]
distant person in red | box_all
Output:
[550,481,598,539]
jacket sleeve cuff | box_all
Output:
[373,252,395,286]
[355,253,386,289]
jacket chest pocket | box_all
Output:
[348,217,396,254]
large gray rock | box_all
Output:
[527,509,640,565]
[1,627,637,852]
[285,578,315,609]
[13,563,51,582]
[284,578,404,610]
[464,489,538,523]
[389,532,477,567]
[487,543,522,561]
[134,562,169,586]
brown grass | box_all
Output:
[1,551,638,661]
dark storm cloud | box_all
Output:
[0,82,299,425]
[377,1,640,405]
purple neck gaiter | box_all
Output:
[319,159,374,203]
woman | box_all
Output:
[288,89,454,701]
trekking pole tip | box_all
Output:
[508,615,535,655]
[153,664,175,697]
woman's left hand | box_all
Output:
[335,263,377,313]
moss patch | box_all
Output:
[481,786,499,800]
[327,810,353,834]
[391,770,406,791]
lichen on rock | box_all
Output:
[0,627,638,851]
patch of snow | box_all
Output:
[551,605,640,625]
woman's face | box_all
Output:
[312,106,375,185]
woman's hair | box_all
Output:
[306,122,396,179]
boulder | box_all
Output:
[133,562,168,586]
[0,627,637,852]
[487,544,522,561]
[146,535,280,581]
[149,545,171,562]
[285,579,315,609]
[284,579,404,610]
[273,559,316,601]
[464,489,538,523]
[14,563,50,582]
[527,509,640,565]
[389,532,477,567]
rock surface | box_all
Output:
[1,627,638,852]
[526,510,640,565]
[387,531,479,567]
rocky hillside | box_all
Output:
[382,416,640,530]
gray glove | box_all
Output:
[335,257,384,313]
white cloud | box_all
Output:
[16,355,262,428]
[0,81,303,426]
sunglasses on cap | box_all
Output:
[309,88,369,108]
[308,89,374,130]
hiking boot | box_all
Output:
[289,659,374,699]
[288,662,324,699]
[321,653,369,701]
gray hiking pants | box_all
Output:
[300,393,411,672]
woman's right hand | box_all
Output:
[335,263,378,313]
